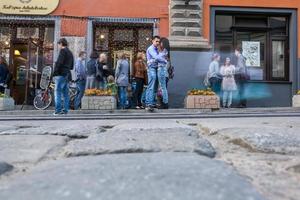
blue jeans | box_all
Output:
[145,67,157,106]
[54,76,70,113]
[118,86,127,109]
[158,66,168,104]
[75,79,86,110]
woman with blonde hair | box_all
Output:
[115,52,129,109]
[220,57,237,108]
[132,52,148,109]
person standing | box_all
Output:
[74,51,87,110]
[145,35,167,111]
[86,51,99,89]
[157,41,169,109]
[53,38,74,115]
[115,52,129,109]
[132,52,148,109]
[235,47,248,108]
[97,53,112,89]
[0,56,9,94]
[220,57,237,108]
[208,53,222,96]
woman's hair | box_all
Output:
[118,52,126,59]
[90,51,99,59]
[136,52,144,60]
[224,57,231,65]
[211,53,219,61]
[160,37,170,59]
[107,75,115,83]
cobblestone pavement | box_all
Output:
[0,117,299,200]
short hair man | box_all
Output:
[53,38,74,115]
[145,35,167,111]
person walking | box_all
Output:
[235,47,248,108]
[86,51,99,89]
[0,56,9,94]
[145,35,167,111]
[220,57,237,108]
[53,38,74,115]
[208,53,222,96]
[115,52,129,109]
[74,51,87,110]
[132,52,148,109]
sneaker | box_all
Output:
[53,112,61,116]
[145,106,154,112]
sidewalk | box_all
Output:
[0,106,300,116]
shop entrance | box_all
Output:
[11,39,40,105]
[0,21,55,105]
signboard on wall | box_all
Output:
[242,41,260,67]
[0,0,59,15]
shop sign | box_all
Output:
[242,41,261,67]
[0,0,59,15]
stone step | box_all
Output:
[171,18,201,23]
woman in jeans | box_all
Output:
[115,52,129,109]
[132,52,148,109]
[220,57,237,108]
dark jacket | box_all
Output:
[98,62,113,78]
[0,63,9,84]
[86,58,97,76]
[53,47,74,77]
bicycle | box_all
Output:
[33,80,77,110]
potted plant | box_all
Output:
[0,93,15,111]
[292,90,300,107]
[81,89,117,110]
[185,88,220,109]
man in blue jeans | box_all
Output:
[53,38,74,115]
[145,35,167,111]
[74,51,87,110]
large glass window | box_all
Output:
[215,13,289,81]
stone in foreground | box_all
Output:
[0,135,68,164]
[0,162,13,175]
[63,122,216,158]
[0,153,266,200]
[218,128,300,154]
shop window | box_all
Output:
[272,40,285,78]
[138,29,152,51]
[17,27,39,39]
[114,29,134,42]
[0,27,11,63]
[270,17,287,36]
[94,28,109,51]
[215,13,289,82]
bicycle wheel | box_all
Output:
[33,91,52,110]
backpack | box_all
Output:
[167,63,175,79]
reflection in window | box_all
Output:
[17,27,39,39]
[44,27,54,48]
[272,41,285,78]
[270,17,287,36]
[138,29,152,51]
[215,15,233,58]
[114,29,133,41]
[95,28,109,51]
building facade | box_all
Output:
[0,0,299,107]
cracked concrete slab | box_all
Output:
[0,135,68,164]
[217,128,300,155]
[63,122,216,158]
[0,153,266,200]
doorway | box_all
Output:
[11,39,40,105]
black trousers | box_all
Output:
[134,78,145,107]
[235,75,247,107]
